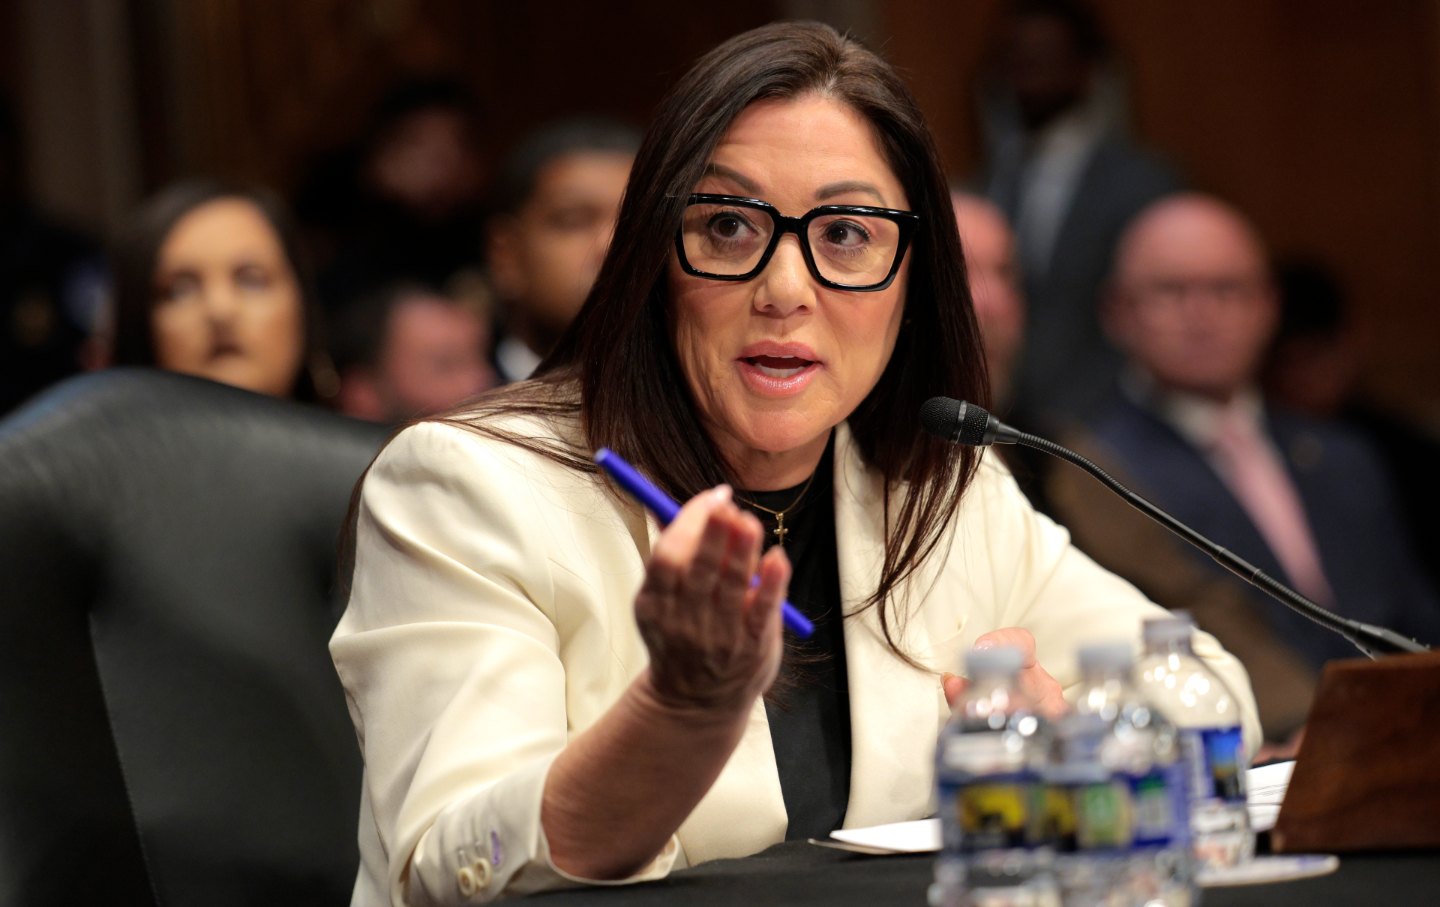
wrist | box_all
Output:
[629,669,757,729]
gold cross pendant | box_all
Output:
[773,512,788,547]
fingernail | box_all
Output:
[713,484,732,502]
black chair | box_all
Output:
[0,369,388,906]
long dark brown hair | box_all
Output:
[109,179,332,402]
[437,21,988,662]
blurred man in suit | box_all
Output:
[332,282,496,424]
[1050,194,1439,746]
[486,117,639,382]
[953,191,1065,517]
[952,193,1025,412]
[978,0,1181,423]
[1263,260,1440,595]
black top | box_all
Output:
[736,435,851,840]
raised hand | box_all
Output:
[635,485,790,714]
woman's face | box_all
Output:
[668,95,910,486]
[150,198,307,398]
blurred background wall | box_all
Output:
[4,0,1438,421]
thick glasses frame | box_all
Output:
[675,193,919,292]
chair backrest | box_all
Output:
[0,369,388,906]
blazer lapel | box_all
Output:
[833,425,945,828]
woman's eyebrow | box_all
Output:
[701,163,762,196]
[815,180,885,204]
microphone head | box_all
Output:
[920,396,994,446]
[919,396,961,440]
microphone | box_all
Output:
[920,396,1429,660]
[919,396,1021,446]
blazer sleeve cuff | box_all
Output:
[402,754,681,904]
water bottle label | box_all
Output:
[945,777,1044,851]
[1045,779,1134,854]
[1204,726,1246,802]
[1073,781,1132,851]
[1042,784,1076,851]
[1179,726,1247,805]
[1128,765,1184,847]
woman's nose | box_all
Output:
[202,282,240,322]
[753,234,814,317]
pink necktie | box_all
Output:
[1209,411,1334,604]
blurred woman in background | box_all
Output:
[109,180,334,401]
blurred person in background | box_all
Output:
[1263,259,1440,594]
[951,190,1058,513]
[304,76,489,316]
[0,97,106,414]
[955,190,1321,748]
[976,0,1181,424]
[109,180,335,402]
[1048,193,1439,746]
[951,192,1024,411]
[332,280,497,424]
[486,117,640,382]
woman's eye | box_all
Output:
[708,213,751,239]
[822,220,870,247]
[157,273,199,303]
[235,264,272,290]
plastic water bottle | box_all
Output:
[1069,641,1194,907]
[932,646,1056,907]
[1045,713,1129,907]
[1137,615,1254,870]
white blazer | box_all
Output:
[331,416,1258,905]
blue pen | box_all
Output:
[595,447,815,638]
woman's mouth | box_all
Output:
[746,355,812,378]
[738,355,820,395]
[208,339,244,360]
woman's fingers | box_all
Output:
[745,543,790,640]
[941,672,967,708]
[640,486,730,599]
[973,627,1038,666]
[686,493,745,598]
[715,510,764,612]
[966,627,1068,718]
[637,485,779,710]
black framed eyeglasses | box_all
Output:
[675,193,919,292]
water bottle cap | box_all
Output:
[1143,614,1196,645]
[965,644,1024,677]
[1077,640,1135,674]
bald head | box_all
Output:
[1114,194,1270,287]
[952,192,1025,403]
[1107,193,1278,401]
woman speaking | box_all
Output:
[332,21,1258,905]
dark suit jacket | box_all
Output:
[988,139,1181,423]
[1080,395,1440,670]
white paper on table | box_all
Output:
[1246,760,1294,831]
[826,818,941,854]
[822,761,1297,852]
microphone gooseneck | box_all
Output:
[919,396,1429,660]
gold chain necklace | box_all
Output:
[739,469,817,547]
